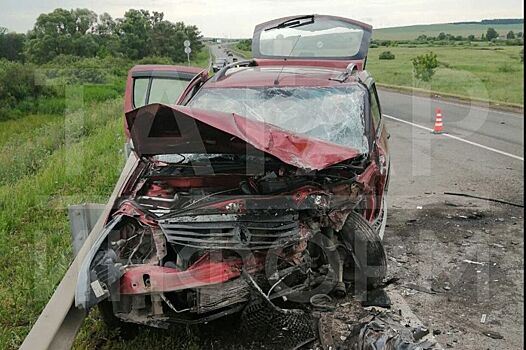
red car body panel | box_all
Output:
[125,103,362,170]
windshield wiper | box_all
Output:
[265,15,314,31]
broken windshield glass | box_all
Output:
[189,85,368,153]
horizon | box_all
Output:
[2,16,524,37]
[1,0,523,37]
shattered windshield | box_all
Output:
[189,85,368,153]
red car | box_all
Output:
[76,15,390,332]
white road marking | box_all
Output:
[383,114,524,161]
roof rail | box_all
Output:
[329,63,357,83]
[212,59,257,81]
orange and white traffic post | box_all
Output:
[433,107,444,134]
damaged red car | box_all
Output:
[75,15,390,333]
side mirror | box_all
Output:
[212,66,220,73]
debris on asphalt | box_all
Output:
[412,325,430,341]
[482,330,504,339]
[404,283,437,295]
[480,314,487,324]
[443,192,524,208]
[462,259,485,266]
[342,311,436,349]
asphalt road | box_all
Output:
[379,89,524,206]
[209,43,246,63]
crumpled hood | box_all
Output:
[125,103,362,170]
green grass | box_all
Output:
[367,45,524,105]
[373,22,524,40]
[0,49,220,350]
[0,99,125,349]
[0,114,62,148]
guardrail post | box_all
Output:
[68,203,105,256]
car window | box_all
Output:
[189,85,369,153]
[149,78,190,105]
[370,85,381,129]
[253,15,371,60]
[134,77,193,108]
[133,78,149,107]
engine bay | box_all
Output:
[76,153,387,330]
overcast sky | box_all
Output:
[1,0,523,37]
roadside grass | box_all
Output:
[0,100,125,349]
[0,99,123,186]
[367,45,524,105]
[0,50,217,349]
[0,114,62,148]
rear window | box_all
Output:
[189,86,368,152]
[253,16,371,60]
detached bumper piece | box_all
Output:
[240,273,316,350]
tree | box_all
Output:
[25,8,99,63]
[486,27,498,41]
[468,34,476,41]
[416,34,428,42]
[22,8,205,63]
[517,32,523,38]
[412,52,438,82]
[437,32,446,40]
[0,30,26,61]
[506,30,516,39]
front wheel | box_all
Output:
[339,211,387,289]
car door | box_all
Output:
[369,83,390,197]
[123,65,208,139]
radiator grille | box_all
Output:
[158,213,300,250]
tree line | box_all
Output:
[372,28,523,47]
[0,8,204,63]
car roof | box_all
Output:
[129,64,204,75]
[205,65,361,88]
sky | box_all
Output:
[1,0,524,37]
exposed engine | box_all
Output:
[76,153,387,329]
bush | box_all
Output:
[412,52,438,82]
[0,59,56,120]
[379,51,395,60]
[236,39,252,52]
[498,63,515,73]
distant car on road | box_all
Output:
[212,58,227,72]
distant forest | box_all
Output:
[453,18,524,25]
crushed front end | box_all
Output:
[75,150,387,329]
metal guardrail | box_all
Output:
[20,155,139,350]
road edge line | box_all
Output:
[383,114,524,161]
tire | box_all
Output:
[340,210,387,289]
